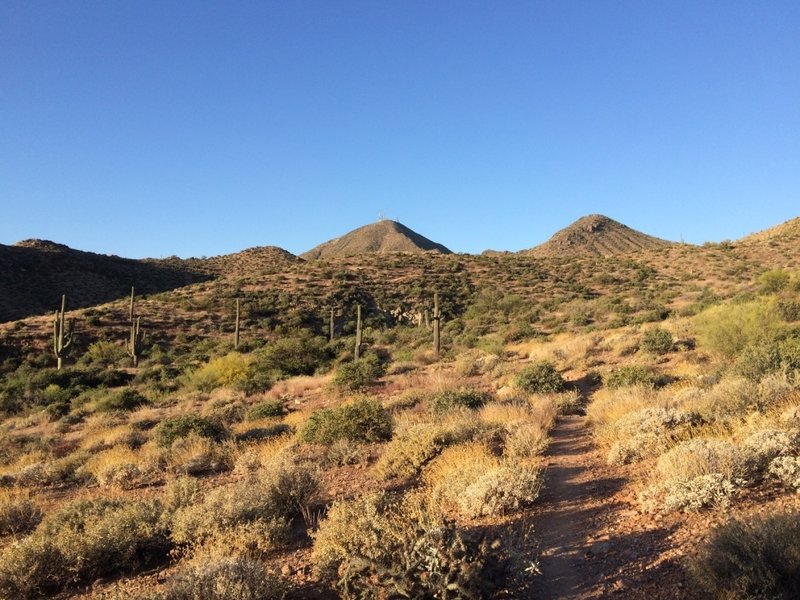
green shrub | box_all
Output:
[516,361,565,393]
[246,400,286,421]
[0,498,168,597]
[185,353,251,392]
[251,334,332,379]
[777,298,800,322]
[605,365,658,389]
[95,388,149,412]
[733,336,800,381]
[300,398,392,445]
[695,300,785,359]
[235,369,273,396]
[153,415,227,448]
[759,269,791,294]
[331,353,385,391]
[690,512,800,599]
[78,341,127,369]
[0,488,42,536]
[429,388,491,413]
[312,492,496,599]
[641,327,674,354]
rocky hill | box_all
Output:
[301,220,451,260]
[524,214,674,258]
[0,240,209,322]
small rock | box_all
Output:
[280,564,292,576]
[588,540,610,555]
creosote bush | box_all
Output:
[515,361,565,394]
[153,414,227,448]
[605,365,658,389]
[430,388,491,413]
[166,556,288,600]
[246,400,286,420]
[690,512,800,599]
[0,488,42,536]
[331,353,385,391]
[95,388,149,412]
[300,397,392,445]
[641,327,674,355]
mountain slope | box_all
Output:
[524,214,673,258]
[301,220,451,260]
[0,241,209,322]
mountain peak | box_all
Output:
[301,220,451,260]
[524,214,672,257]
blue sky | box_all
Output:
[1,1,798,258]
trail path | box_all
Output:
[527,414,694,599]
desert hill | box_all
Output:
[524,214,674,258]
[180,246,301,277]
[0,240,209,322]
[301,220,451,260]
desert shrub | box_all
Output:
[153,415,227,448]
[606,407,700,465]
[95,388,149,412]
[185,353,251,392]
[503,423,549,459]
[325,438,362,467]
[605,365,658,389]
[300,398,391,445]
[203,398,247,425]
[777,298,800,322]
[759,269,791,294]
[641,327,674,354]
[429,388,491,413]
[170,461,316,549]
[769,456,800,490]
[0,498,168,597]
[640,473,736,513]
[163,476,202,513]
[374,414,485,480]
[515,361,565,394]
[167,434,233,476]
[695,300,785,359]
[83,445,148,490]
[741,428,800,476]
[657,438,744,481]
[78,341,127,369]
[166,556,288,600]
[690,512,800,599]
[251,334,332,380]
[234,368,274,397]
[733,336,800,381]
[235,424,292,443]
[425,443,541,518]
[331,353,385,391]
[0,488,41,535]
[312,492,496,599]
[246,400,286,421]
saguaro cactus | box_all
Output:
[329,307,335,342]
[433,292,441,357]
[53,294,74,370]
[234,298,241,350]
[354,304,363,360]
[129,286,135,322]
[126,317,146,367]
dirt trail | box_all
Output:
[527,415,693,599]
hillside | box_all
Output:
[525,214,674,258]
[0,240,209,322]
[300,220,451,260]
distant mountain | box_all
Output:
[181,246,300,276]
[301,220,451,260]
[0,240,208,322]
[524,215,673,258]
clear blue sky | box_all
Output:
[2,1,798,258]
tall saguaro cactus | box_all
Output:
[129,286,135,322]
[354,304,363,360]
[126,317,146,367]
[433,292,441,357]
[234,298,241,350]
[53,294,74,370]
[329,307,335,342]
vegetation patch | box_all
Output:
[300,397,392,445]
